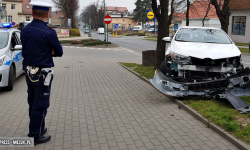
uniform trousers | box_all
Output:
[25,69,52,140]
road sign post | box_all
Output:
[104,15,112,44]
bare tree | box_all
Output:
[202,1,211,26]
[186,0,190,26]
[81,0,104,30]
[210,0,231,33]
[152,0,175,69]
[52,0,79,28]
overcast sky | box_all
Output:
[32,0,137,13]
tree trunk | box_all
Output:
[152,0,169,69]
[186,0,190,26]
[155,20,168,69]
[210,0,231,33]
[221,22,229,34]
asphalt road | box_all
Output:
[79,25,250,68]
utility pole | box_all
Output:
[104,0,106,41]
[89,7,91,37]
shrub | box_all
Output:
[114,30,128,35]
[70,28,80,36]
[126,33,138,36]
[138,33,145,36]
[60,40,74,44]
[71,41,83,44]
[81,39,97,43]
[83,41,111,46]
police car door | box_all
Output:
[11,32,23,77]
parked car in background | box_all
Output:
[97,27,104,34]
[132,26,142,32]
[142,28,149,32]
[148,28,158,32]
[18,21,31,30]
[85,28,89,34]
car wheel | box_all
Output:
[159,60,166,75]
[5,65,14,91]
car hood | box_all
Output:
[0,49,7,57]
[171,41,241,59]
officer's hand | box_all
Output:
[52,49,55,56]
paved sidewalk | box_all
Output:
[0,48,241,150]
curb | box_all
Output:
[118,63,250,150]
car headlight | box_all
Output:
[0,55,6,66]
[170,52,191,64]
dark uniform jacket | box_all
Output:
[21,19,63,68]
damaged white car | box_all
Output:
[150,26,250,113]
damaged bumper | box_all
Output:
[150,67,250,113]
[150,67,250,98]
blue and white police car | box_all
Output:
[0,23,24,91]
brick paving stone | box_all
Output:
[0,48,243,150]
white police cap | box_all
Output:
[29,1,52,11]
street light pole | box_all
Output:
[89,7,91,37]
[104,0,106,41]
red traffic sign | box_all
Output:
[104,15,112,24]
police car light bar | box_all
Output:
[2,23,12,28]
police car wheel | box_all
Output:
[5,65,14,91]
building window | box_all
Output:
[2,3,6,10]
[26,5,30,9]
[26,16,30,21]
[232,16,246,36]
[11,4,15,10]
[6,16,12,23]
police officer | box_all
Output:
[21,1,63,145]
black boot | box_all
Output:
[34,135,51,145]
[43,128,47,135]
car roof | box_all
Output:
[180,26,221,30]
[0,28,20,33]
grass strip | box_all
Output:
[235,42,249,47]
[144,37,157,42]
[239,48,249,53]
[120,62,250,144]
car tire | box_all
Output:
[5,65,14,91]
[159,60,166,75]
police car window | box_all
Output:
[10,33,18,49]
[0,32,9,49]
[15,32,21,44]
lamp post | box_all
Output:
[104,0,106,41]
[89,7,91,37]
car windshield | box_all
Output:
[175,28,232,44]
[0,32,9,49]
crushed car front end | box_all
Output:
[151,26,250,98]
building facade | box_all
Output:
[0,0,51,25]
[228,0,250,43]
[1,0,22,24]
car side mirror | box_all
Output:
[12,45,22,51]
[162,37,171,43]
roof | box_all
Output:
[103,6,128,13]
[2,0,22,2]
[52,11,64,18]
[174,0,218,22]
[22,0,32,14]
[230,0,250,10]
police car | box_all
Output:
[0,23,24,91]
